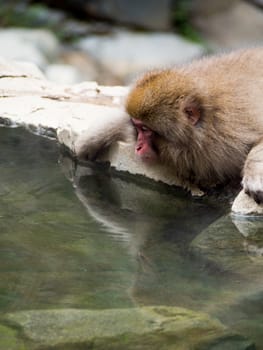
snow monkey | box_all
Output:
[126,48,263,203]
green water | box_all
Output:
[0,127,262,348]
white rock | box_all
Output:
[231,189,263,216]
[77,30,206,83]
[0,29,60,69]
[45,64,83,85]
[0,57,45,79]
[69,81,99,92]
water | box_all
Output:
[0,127,262,348]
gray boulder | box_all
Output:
[84,0,172,30]
[192,0,263,49]
[77,30,206,83]
[0,28,59,69]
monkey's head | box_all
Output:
[126,69,204,146]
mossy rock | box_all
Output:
[5,306,254,349]
[0,324,26,350]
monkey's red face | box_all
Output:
[131,118,158,163]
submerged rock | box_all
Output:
[190,215,263,348]
[191,215,263,276]
[0,324,26,350]
[4,306,253,349]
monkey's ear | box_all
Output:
[182,97,201,126]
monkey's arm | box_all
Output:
[74,112,134,161]
[242,138,263,204]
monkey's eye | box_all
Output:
[141,126,149,132]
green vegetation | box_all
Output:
[172,0,203,43]
[0,0,203,43]
[0,1,72,41]
[0,1,47,27]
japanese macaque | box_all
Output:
[126,48,263,203]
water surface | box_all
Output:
[0,127,262,348]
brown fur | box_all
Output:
[126,48,263,200]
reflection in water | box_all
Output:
[232,215,263,260]
[0,127,263,347]
[61,156,225,255]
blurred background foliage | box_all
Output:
[0,0,262,85]
[0,0,200,42]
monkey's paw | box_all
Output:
[242,173,263,204]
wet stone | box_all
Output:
[4,306,254,350]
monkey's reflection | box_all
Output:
[232,216,263,261]
[60,155,263,310]
[60,155,226,258]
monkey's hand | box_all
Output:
[242,141,263,204]
[74,112,134,161]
